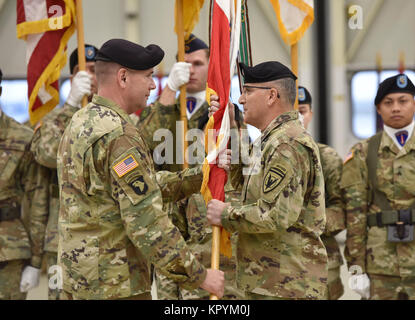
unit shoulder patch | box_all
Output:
[343,150,354,165]
[129,175,148,195]
[263,165,288,194]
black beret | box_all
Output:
[298,86,312,105]
[95,39,164,70]
[239,61,297,84]
[375,74,415,105]
[185,34,208,54]
[69,44,98,74]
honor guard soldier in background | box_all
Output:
[30,44,98,300]
[342,74,415,300]
[298,86,346,300]
[0,68,49,299]
[137,34,244,300]
[207,62,328,300]
[57,39,225,300]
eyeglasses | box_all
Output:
[242,85,280,98]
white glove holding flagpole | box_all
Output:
[66,70,91,107]
[20,266,41,292]
[349,273,371,299]
[167,62,191,91]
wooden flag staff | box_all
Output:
[75,0,87,107]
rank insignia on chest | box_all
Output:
[129,175,148,195]
[186,97,197,113]
[113,155,139,178]
[263,165,287,194]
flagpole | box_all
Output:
[291,43,299,110]
[75,0,87,107]
[176,0,189,169]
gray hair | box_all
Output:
[271,78,297,107]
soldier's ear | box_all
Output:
[118,68,128,88]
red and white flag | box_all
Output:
[201,0,241,258]
[17,0,76,125]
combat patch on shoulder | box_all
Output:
[343,150,354,164]
[263,165,287,194]
[112,155,139,178]
[129,175,148,195]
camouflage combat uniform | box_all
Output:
[318,143,345,300]
[342,130,415,300]
[57,95,207,300]
[0,111,48,300]
[31,102,79,300]
[139,99,245,300]
[224,111,328,300]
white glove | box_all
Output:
[67,70,92,107]
[349,273,371,299]
[167,62,191,91]
[20,266,41,292]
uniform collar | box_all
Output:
[383,121,414,151]
[92,95,133,125]
[261,110,299,142]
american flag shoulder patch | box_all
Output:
[112,155,139,178]
[343,150,354,164]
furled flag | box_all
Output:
[201,0,241,258]
[175,0,205,40]
[269,0,314,45]
[17,0,76,125]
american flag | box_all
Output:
[113,156,139,178]
[17,0,76,125]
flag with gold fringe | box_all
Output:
[17,0,76,125]
[201,0,241,258]
[269,0,314,45]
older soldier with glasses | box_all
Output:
[207,61,328,300]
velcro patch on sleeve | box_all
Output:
[112,155,139,178]
[263,165,288,194]
[343,150,354,165]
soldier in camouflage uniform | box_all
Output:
[137,35,244,299]
[342,74,415,300]
[297,86,346,300]
[0,68,49,299]
[207,62,328,300]
[30,45,98,300]
[56,39,225,300]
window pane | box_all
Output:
[0,80,29,123]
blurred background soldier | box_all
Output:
[342,74,415,300]
[206,61,328,300]
[298,86,346,300]
[30,44,98,300]
[0,68,49,300]
[57,39,225,300]
[137,34,244,299]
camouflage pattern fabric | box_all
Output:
[368,274,415,300]
[341,131,415,279]
[30,103,80,255]
[341,130,415,299]
[225,111,328,300]
[155,182,245,300]
[45,251,61,300]
[0,111,49,269]
[0,259,28,300]
[57,95,207,300]
[318,143,345,300]
[138,99,245,300]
